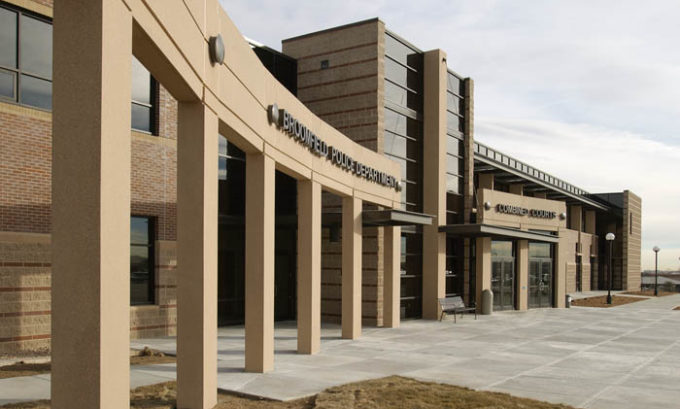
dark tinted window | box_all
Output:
[0,6,52,110]
[131,57,156,133]
[20,74,50,109]
[0,7,17,68]
[19,14,52,78]
[131,216,155,305]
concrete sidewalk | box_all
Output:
[2,293,679,408]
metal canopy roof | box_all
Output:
[474,142,609,211]
[322,209,433,227]
[362,209,433,226]
[439,223,560,243]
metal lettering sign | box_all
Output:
[268,104,402,191]
[495,204,556,219]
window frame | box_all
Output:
[130,215,156,306]
[0,3,53,111]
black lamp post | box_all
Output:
[653,246,660,296]
[606,233,615,304]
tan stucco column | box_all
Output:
[422,49,447,320]
[297,180,321,354]
[342,196,362,339]
[517,240,529,310]
[245,153,276,372]
[384,225,401,328]
[475,237,491,313]
[176,103,218,409]
[51,1,131,408]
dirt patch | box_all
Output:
[674,306,680,311]
[623,290,675,297]
[1,376,577,409]
[571,295,644,308]
[0,348,174,380]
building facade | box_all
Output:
[0,0,641,386]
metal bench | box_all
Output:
[438,296,477,322]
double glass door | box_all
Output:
[491,240,515,311]
[528,242,554,308]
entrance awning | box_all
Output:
[438,223,559,243]
[322,209,433,227]
[362,209,433,226]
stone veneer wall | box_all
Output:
[623,191,642,291]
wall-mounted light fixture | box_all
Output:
[209,34,225,65]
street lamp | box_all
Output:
[653,246,660,296]
[606,233,615,304]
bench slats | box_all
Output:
[438,296,477,322]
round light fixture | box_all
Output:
[209,34,225,65]
[483,201,491,210]
[559,212,567,220]
[653,246,660,253]
[268,104,279,125]
[606,232,615,241]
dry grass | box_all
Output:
[0,348,174,380]
[1,377,577,409]
[623,290,675,297]
[571,295,644,308]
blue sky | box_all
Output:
[220,0,680,270]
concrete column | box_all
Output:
[585,210,596,234]
[422,49,447,320]
[510,184,524,196]
[176,103,218,409]
[51,1,131,408]
[475,237,491,312]
[297,180,321,354]
[478,174,494,190]
[517,240,529,311]
[245,154,276,372]
[384,225,401,328]
[342,196,362,339]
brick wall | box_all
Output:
[0,79,179,352]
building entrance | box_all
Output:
[528,242,553,308]
[491,240,515,311]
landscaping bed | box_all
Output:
[571,295,644,308]
[0,376,576,409]
[0,347,174,380]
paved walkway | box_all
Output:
[2,293,679,408]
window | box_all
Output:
[131,56,156,133]
[0,4,52,110]
[131,216,155,305]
